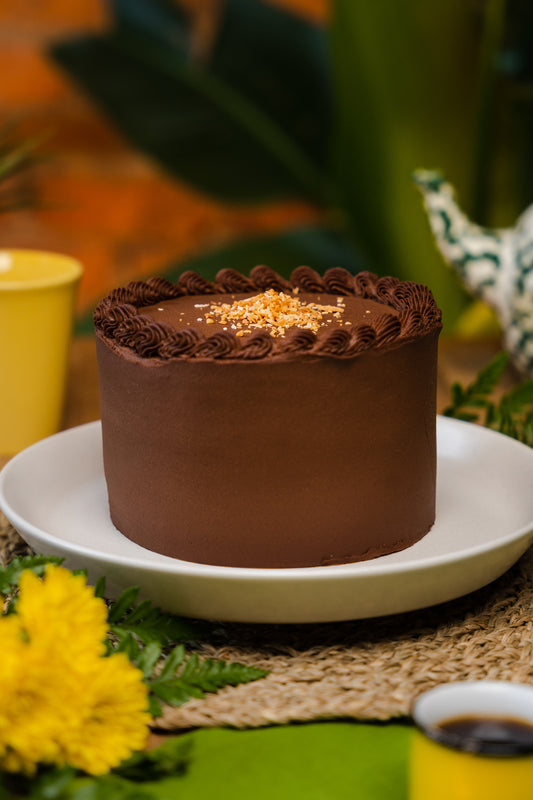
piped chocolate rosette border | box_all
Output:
[93,266,442,361]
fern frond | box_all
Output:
[105,583,204,647]
[443,351,509,421]
[146,646,268,717]
[0,555,63,607]
[445,351,533,446]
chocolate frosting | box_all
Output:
[94,267,442,362]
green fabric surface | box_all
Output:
[149,722,412,799]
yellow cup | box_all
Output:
[0,249,82,455]
[410,681,533,800]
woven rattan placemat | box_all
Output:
[2,513,533,731]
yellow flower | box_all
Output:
[0,565,151,775]
[0,614,75,773]
[17,565,108,661]
[61,652,151,775]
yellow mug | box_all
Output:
[0,249,82,455]
[410,681,533,800]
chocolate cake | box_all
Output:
[94,266,442,568]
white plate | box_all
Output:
[1,417,533,624]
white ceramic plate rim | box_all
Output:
[1,416,533,583]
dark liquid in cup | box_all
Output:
[436,716,533,755]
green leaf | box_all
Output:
[107,588,203,648]
[134,642,163,679]
[157,644,186,680]
[518,421,533,446]
[443,350,533,446]
[107,586,140,624]
[148,695,163,719]
[147,650,268,711]
[49,0,330,203]
[93,576,107,598]
[110,632,142,662]
[166,224,363,280]
[69,774,156,800]
[114,736,191,783]
[443,351,509,420]
[74,225,364,336]
[498,379,533,414]
[470,351,510,394]
[0,555,63,597]
[329,0,478,326]
[30,736,192,798]
[450,381,465,407]
[0,765,77,800]
[119,599,154,625]
[454,411,480,422]
[134,722,411,799]
[34,766,77,799]
[48,722,411,799]
[488,376,533,440]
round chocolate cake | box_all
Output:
[94,266,442,568]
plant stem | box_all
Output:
[471,0,507,224]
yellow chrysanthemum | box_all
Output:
[0,566,151,776]
[61,652,151,775]
[0,614,76,772]
[17,565,108,661]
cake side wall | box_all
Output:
[95,329,439,568]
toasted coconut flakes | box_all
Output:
[204,290,345,338]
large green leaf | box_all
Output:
[154,722,411,799]
[159,224,363,280]
[328,0,481,327]
[74,225,364,334]
[69,722,411,799]
[209,0,331,170]
[49,0,330,203]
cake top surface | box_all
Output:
[94,265,442,361]
[140,290,397,339]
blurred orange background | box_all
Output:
[0,0,327,317]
